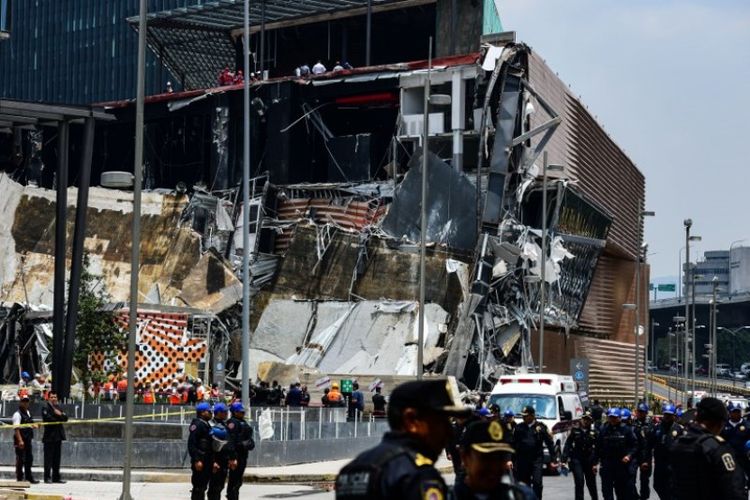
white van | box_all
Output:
[489,374,584,467]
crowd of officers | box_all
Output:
[331,378,750,500]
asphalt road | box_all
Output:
[24,474,633,500]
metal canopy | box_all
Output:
[129,0,429,90]
[0,99,114,128]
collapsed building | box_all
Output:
[0,1,647,400]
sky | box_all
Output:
[499,0,750,285]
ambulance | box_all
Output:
[489,374,584,469]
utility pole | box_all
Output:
[539,151,547,372]
[683,219,691,405]
[240,0,251,412]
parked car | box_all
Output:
[731,372,747,380]
[717,364,731,377]
[741,362,750,375]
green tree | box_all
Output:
[72,253,127,393]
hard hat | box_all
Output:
[196,402,211,413]
[213,403,228,413]
[744,440,750,453]
[637,403,649,412]
[504,408,515,418]
[662,404,676,415]
[476,407,491,417]
[676,408,683,417]
[607,407,621,418]
[230,402,245,413]
[211,426,228,440]
[621,409,632,419]
[21,371,30,380]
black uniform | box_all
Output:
[336,432,448,499]
[563,424,598,500]
[670,422,745,500]
[597,422,637,500]
[631,417,652,500]
[207,418,236,500]
[721,418,750,486]
[13,407,35,482]
[453,476,536,500]
[512,420,555,499]
[226,415,254,500]
[647,419,684,500]
[187,417,213,500]
[501,418,517,445]
[41,402,68,482]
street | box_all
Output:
[23,474,629,499]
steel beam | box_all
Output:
[52,121,69,395]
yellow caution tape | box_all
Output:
[3,409,192,429]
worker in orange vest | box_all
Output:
[168,381,182,405]
[143,383,155,405]
[327,382,345,407]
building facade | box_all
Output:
[0,0,202,104]
[684,247,750,299]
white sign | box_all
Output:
[369,378,382,392]
[315,376,331,389]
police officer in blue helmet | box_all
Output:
[187,402,213,499]
[207,403,237,500]
[501,409,516,445]
[647,403,684,500]
[225,402,254,500]
[632,402,653,500]
[721,402,750,489]
[598,408,637,500]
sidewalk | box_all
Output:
[0,457,453,484]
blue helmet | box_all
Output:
[504,409,515,418]
[607,407,621,418]
[21,371,30,380]
[676,408,683,417]
[230,402,245,413]
[213,403,228,414]
[637,403,649,413]
[621,409,632,420]
[662,404,676,415]
[196,402,211,413]
[477,407,491,417]
[729,403,742,413]
[211,426,228,440]
[745,440,750,453]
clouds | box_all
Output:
[500,0,750,278]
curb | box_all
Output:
[0,466,455,485]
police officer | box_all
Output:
[670,397,744,499]
[207,403,237,500]
[12,396,38,484]
[721,402,750,488]
[336,377,470,499]
[187,402,213,500]
[632,403,653,500]
[226,402,254,500]
[453,420,535,499]
[501,409,517,445]
[646,403,683,500]
[563,411,598,500]
[591,400,605,431]
[512,405,557,499]
[598,408,637,500]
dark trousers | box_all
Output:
[207,460,228,500]
[226,457,247,500]
[571,459,598,500]
[15,439,34,481]
[600,461,632,500]
[516,458,544,499]
[191,461,212,500]
[635,464,651,499]
[43,441,62,481]
[652,466,671,500]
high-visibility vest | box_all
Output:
[143,390,155,404]
[196,386,205,401]
[168,390,181,405]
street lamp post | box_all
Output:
[689,271,702,400]
[673,315,686,404]
[667,328,674,402]
[417,37,450,380]
[711,277,719,396]
[651,319,660,398]
[121,1,146,498]
[623,303,637,405]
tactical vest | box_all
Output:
[336,443,413,499]
[17,409,33,441]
